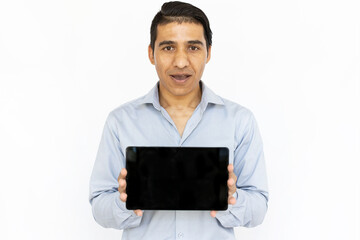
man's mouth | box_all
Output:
[170,74,192,82]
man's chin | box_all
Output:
[159,80,201,97]
[170,76,191,84]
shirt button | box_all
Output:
[178,232,184,238]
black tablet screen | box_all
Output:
[125,147,229,210]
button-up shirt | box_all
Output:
[89,81,269,240]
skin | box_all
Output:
[149,22,211,136]
[118,22,237,217]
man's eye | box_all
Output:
[189,46,199,51]
[163,46,174,51]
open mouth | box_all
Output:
[170,74,192,82]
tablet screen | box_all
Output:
[125,147,229,210]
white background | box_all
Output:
[0,0,359,239]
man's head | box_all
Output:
[150,1,212,54]
[148,1,212,98]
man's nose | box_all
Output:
[173,49,189,69]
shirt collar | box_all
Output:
[137,80,224,111]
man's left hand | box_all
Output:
[210,164,237,218]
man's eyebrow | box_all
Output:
[188,40,204,46]
[158,40,204,47]
[158,40,175,47]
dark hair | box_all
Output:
[150,1,212,53]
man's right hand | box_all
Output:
[118,168,143,216]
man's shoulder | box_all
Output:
[215,96,259,135]
[203,83,253,118]
[217,95,254,119]
[106,94,149,121]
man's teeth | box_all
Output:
[173,75,189,80]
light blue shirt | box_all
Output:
[89,81,268,240]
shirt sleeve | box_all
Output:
[89,113,142,230]
[215,110,269,228]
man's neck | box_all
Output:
[159,83,202,110]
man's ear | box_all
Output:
[206,45,212,64]
[148,45,155,65]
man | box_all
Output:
[89,1,268,239]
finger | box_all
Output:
[228,170,237,182]
[228,164,235,183]
[227,164,237,195]
[228,196,236,205]
[118,178,127,193]
[228,164,237,181]
[120,192,127,202]
[118,168,127,181]
[229,171,237,181]
[210,210,217,218]
[134,209,143,217]
[228,164,234,173]
[227,178,236,195]
[227,177,235,187]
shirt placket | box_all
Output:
[159,103,208,240]
[159,108,182,144]
[176,211,186,239]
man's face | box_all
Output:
[148,22,211,97]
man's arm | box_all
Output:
[89,114,142,230]
[214,111,269,228]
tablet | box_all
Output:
[125,146,229,210]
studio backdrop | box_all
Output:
[0,0,359,239]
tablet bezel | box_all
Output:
[125,146,229,210]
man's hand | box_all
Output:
[210,164,237,218]
[118,168,143,216]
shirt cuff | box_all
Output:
[114,191,141,218]
[215,191,239,223]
